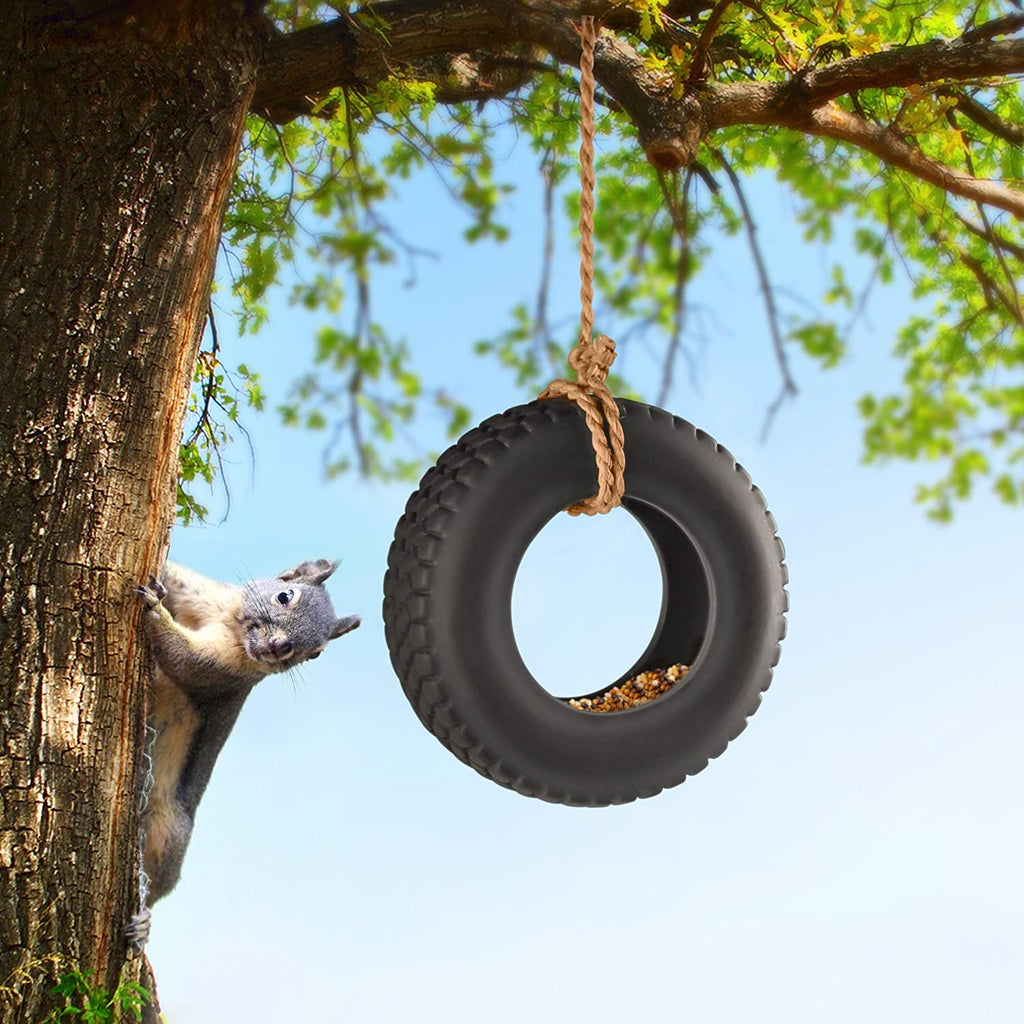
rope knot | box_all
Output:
[568,334,617,390]
[538,333,625,516]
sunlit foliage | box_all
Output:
[183,1,1024,520]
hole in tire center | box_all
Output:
[511,507,664,700]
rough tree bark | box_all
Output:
[0,2,263,1019]
[2,0,1023,1018]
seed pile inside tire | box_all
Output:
[567,663,690,712]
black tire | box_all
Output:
[383,399,788,806]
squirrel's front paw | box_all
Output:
[137,576,168,611]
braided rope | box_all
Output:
[538,15,625,516]
[577,13,597,348]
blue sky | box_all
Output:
[147,130,1023,1023]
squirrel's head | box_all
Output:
[240,559,360,672]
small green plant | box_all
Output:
[45,970,149,1023]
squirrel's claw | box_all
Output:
[137,576,167,610]
[125,908,151,955]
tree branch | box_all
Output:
[800,101,1024,219]
[790,26,1024,105]
[943,88,1024,147]
[963,11,1024,42]
[253,3,518,121]
[251,3,1024,215]
[687,0,734,83]
[656,168,697,406]
[712,147,797,436]
[956,211,1024,261]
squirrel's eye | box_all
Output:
[276,589,294,606]
[307,650,322,660]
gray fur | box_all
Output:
[241,561,360,668]
[133,559,360,936]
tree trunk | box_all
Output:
[0,3,262,1019]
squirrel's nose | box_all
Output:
[272,639,294,659]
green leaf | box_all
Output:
[168,0,1024,520]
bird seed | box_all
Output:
[566,663,689,712]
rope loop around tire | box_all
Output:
[538,334,625,516]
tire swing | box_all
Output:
[383,17,788,806]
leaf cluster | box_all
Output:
[180,0,1024,519]
[45,970,149,1024]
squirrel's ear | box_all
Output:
[330,614,361,639]
[278,559,339,585]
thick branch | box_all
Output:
[792,30,1024,105]
[255,4,1024,129]
[253,1,669,120]
[254,1,707,163]
[253,2,517,120]
[252,3,1024,212]
[801,102,1024,219]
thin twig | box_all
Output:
[184,301,221,448]
[947,107,1024,327]
[656,169,698,404]
[712,146,797,437]
[955,211,1024,261]
[535,147,557,362]
[688,0,736,83]
[941,87,1024,147]
[691,160,720,194]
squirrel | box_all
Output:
[126,558,360,951]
